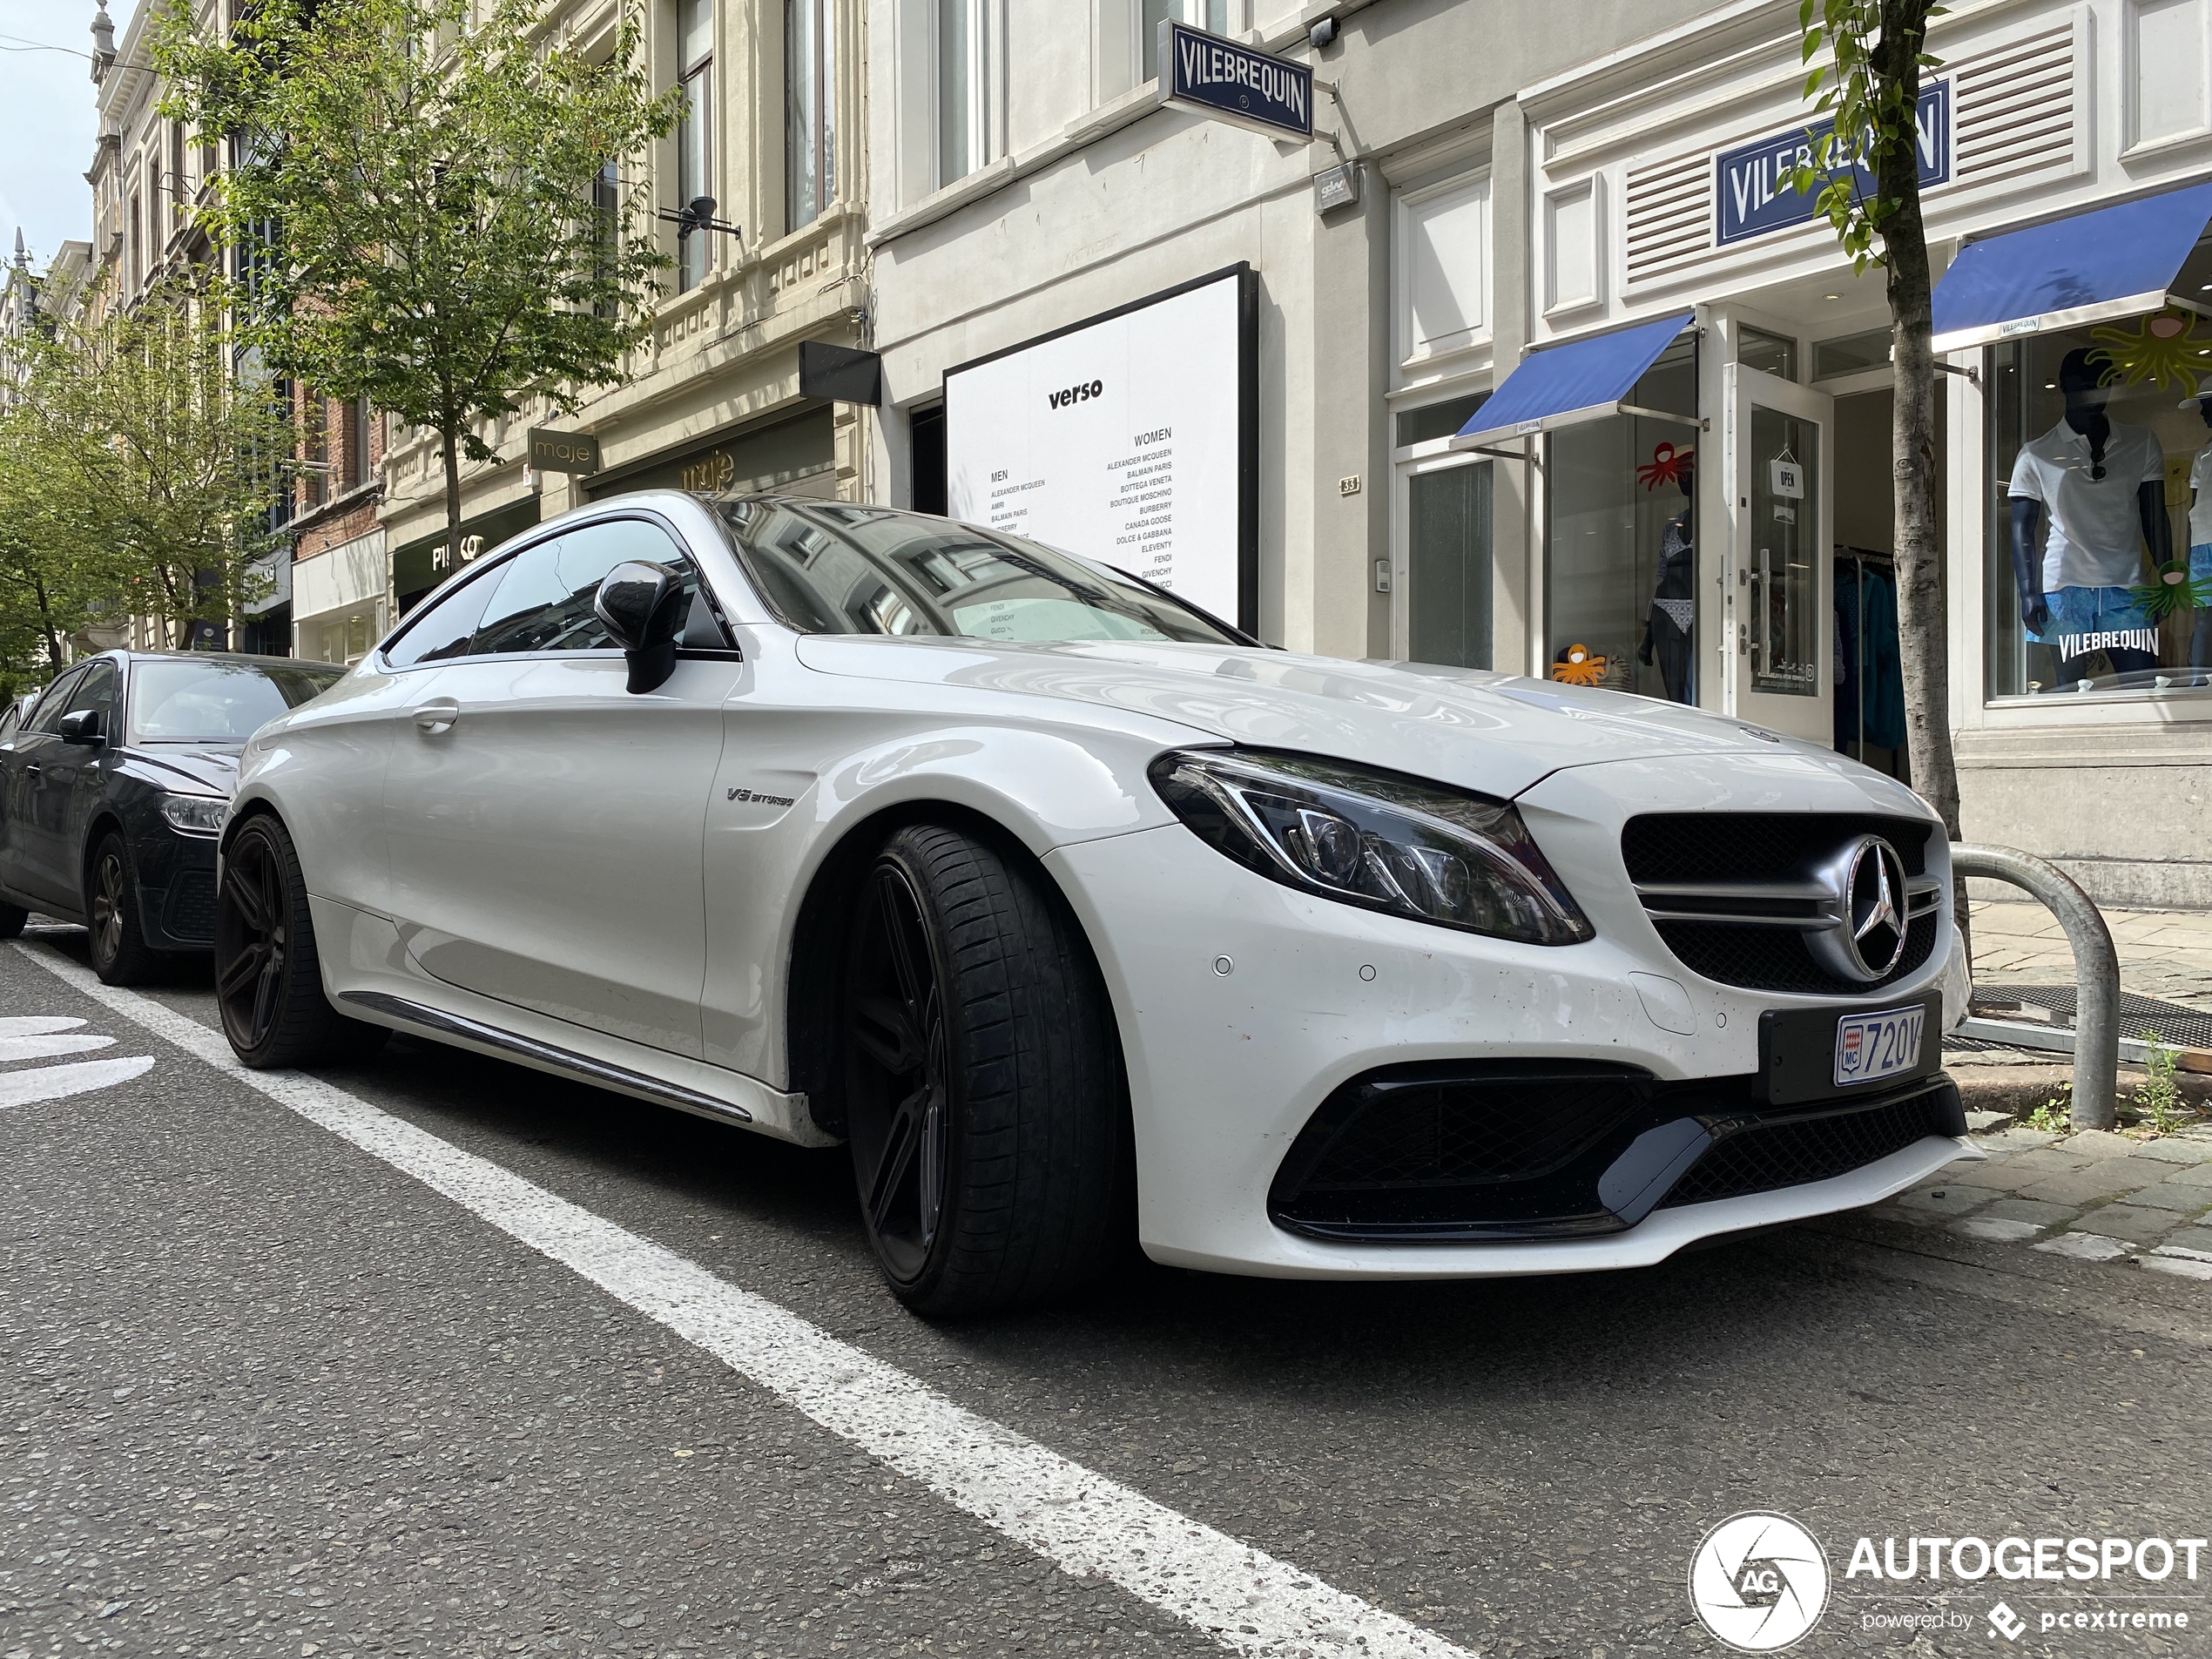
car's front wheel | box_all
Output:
[88,832,161,986]
[840,823,1127,1318]
[214,813,389,1067]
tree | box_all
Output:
[156,0,680,562]
[11,274,292,652]
[1793,4,1964,867]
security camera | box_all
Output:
[1307,17,1338,48]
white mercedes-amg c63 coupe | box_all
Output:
[216,491,1973,1315]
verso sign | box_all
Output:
[1049,381,1105,411]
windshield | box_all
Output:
[129,659,344,743]
[711,499,1244,646]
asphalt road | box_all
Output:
[3,925,2209,1659]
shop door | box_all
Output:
[1727,365,1834,741]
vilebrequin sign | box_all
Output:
[1715,81,1950,246]
[1158,19,1312,142]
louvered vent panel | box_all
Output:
[1952,24,2076,184]
[1624,152,1710,287]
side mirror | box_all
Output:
[57,708,105,746]
[593,560,689,694]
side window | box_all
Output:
[65,663,118,734]
[27,669,87,735]
[382,566,502,669]
[469,518,711,656]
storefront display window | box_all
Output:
[1737,325,1798,383]
[1543,336,1697,702]
[1985,320,2212,702]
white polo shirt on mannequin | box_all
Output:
[2008,418,2165,589]
[2191,439,2212,549]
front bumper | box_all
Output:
[127,816,219,952]
[1047,794,1963,1279]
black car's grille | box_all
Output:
[1661,1081,1964,1208]
[1622,813,1932,884]
[1656,908,1940,997]
[163,871,217,942]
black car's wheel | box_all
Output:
[0,900,25,941]
[88,832,162,986]
[214,813,388,1067]
[840,823,1126,1318]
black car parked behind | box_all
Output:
[0,652,343,982]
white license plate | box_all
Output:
[1833,1006,1927,1088]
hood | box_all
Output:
[792,636,1835,799]
[119,743,241,797]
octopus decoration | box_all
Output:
[1635,442,1695,492]
[1550,643,1608,686]
[2088,308,2209,400]
[2130,558,2212,619]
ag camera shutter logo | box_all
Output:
[1689,1513,1831,1651]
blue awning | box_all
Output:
[1454,312,1695,449]
[1931,180,2212,354]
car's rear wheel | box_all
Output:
[88,832,161,986]
[214,813,389,1067]
[840,823,1126,1318]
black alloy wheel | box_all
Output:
[213,813,388,1067]
[846,860,951,1285]
[840,823,1128,1318]
[88,832,159,986]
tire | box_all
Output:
[213,813,390,1068]
[840,822,1127,1318]
[88,832,163,986]
[0,900,25,941]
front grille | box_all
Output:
[163,871,217,942]
[1656,908,1939,996]
[1660,1080,1965,1208]
[1622,813,1932,884]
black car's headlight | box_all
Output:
[159,794,226,836]
[1148,749,1594,945]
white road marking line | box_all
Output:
[0,1015,87,1037]
[0,1053,156,1109]
[0,1032,118,1062]
[10,940,1476,1659]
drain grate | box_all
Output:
[1966,981,2212,1051]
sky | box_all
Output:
[0,2,127,273]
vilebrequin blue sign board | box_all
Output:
[1715,82,1950,246]
[1159,19,1312,142]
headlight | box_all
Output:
[1148,749,1594,945]
[159,793,227,836]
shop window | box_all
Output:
[1738,324,1798,383]
[1395,174,1489,368]
[1543,335,1698,704]
[1138,0,1242,82]
[786,0,835,232]
[1406,462,1492,670]
[675,0,713,293]
[1813,327,1891,381]
[302,393,329,511]
[1986,324,2212,700]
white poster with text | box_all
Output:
[945,273,1244,624]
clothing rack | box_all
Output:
[1834,545,1907,781]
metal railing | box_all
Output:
[1951,844,2120,1131]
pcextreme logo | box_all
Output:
[1689,1513,1831,1652]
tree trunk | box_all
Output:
[442,421,464,573]
[1878,0,1971,966]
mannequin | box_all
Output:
[1635,448,1696,704]
[2188,391,2212,671]
[2010,347,2170,683]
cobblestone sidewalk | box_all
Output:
[1877,1122,2212,1280]
[1967,895,2212,1012]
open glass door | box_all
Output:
[1727,364,1834,741]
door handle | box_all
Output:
[23,762,40,776]
[414,700,461,735]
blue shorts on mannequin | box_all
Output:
[2193,543,2212,587]
[2027,584,2155,651]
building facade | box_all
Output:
[375,0,875,612]
[860,0,2212,909]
